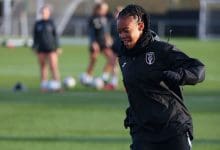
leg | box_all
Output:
[37,52,48,90]
[110,53,119,86]
[101,47,115,84]
[111,52,118,75]
[37,53,48,81]
[48,51,61,91]
[86,42,100,75]
[48,51,60,81]
[104,53,119,90]
[102,47,114,74]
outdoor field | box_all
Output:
[0,38,219,150]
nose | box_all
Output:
[119,32,126,40]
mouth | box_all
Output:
[122,39,131,46]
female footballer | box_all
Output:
[82,2,115,86]
[32,5,61,91]
[117,5,205,150]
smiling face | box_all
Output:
[117,16,144,49]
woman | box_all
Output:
[32,5,61,91]
[81,2,114,86]
[117,5,205,150]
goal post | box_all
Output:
[199,0,220,39]
[0,0,96,47]
[56,0,85,35]
[35,0,95,36]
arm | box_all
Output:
[51,20,60,49]
[103,18,113,47]
[163,46,205,86]
[32,22,38,50]
[88,17,96,42]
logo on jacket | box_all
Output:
[122,62,127,68]
[145,52,155,65]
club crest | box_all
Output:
[145,52,155,65]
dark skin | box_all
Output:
[117,16,145,49]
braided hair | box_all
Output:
[118,4,150,33]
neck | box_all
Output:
[122,31,152,56]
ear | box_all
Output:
[138,22,145,31]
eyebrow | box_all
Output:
[117,27,130,32]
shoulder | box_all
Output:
[89,16,96,21]
[35,20,42,25]
[88,16,96,25]
[47,19,55,25]
[34,20,44,30]
[150,40,174,53]
[147,40,179,61]
[48,19,54,23]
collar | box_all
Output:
[121,31,153,57]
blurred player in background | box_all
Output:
[104,6,123,90]
[32,5,61,92]
[81,2,114,86]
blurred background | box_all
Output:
[0,0,220,39]
[0,0,219,150]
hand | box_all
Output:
[57,48,63,55]
[105,34,113,47]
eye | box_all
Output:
[124,29,130,34]
[118,28,129,34]
[118,27,130,37]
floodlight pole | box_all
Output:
[36,0,45,20]
[20,0,29,37]
[199,0,207,40]
[3,0,12,36]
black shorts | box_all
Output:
[130,131,192,150]
[36,50,56,54]
[90,39,109,52]
[36,48,57,54]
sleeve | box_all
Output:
[163,46,205,86]
[51,20,60,48]
[32,22,38,50]
[88,17,96,42]
[103,18,110,34]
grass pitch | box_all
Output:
[0,38,219,150]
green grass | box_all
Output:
[0,38,220,150]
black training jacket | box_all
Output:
[118,32,205,142]
[88,15,109,43]
[32,19,59,52]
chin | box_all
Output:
[126,46,132,49]
[123,42,132,49]
[125,44,134,49]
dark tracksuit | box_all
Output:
[118,32,205,150]
[88,15,110,51]
[32,19,59,53]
